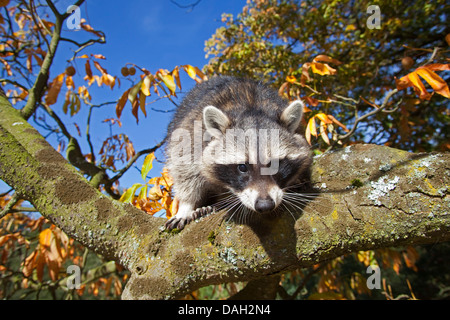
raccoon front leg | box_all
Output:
[164,202,215,230]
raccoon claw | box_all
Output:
[164,217,182,231]
[194,206,214,218]
[164,206,215,231]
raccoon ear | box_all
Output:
[280,100,304,133]
[203,106,230,137]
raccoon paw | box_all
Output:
[164,206,215,231]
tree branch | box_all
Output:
[1,95,449,300]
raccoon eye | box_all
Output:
[237,164,248,173]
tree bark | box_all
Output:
[0,95,449,300]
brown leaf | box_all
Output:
[45,73,65,106]
[116,89,130,119]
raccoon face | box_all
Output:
[202,99,309,215]
[211,155,305,214]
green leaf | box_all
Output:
[128,79,143,104]
[119,183,142,203]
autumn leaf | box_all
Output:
[128,80,142,105]
[173,66,182,90]
[141,75,153,96]
[396,64,450,100]
[116,88,130,118]
[85,60,93,79]
[286,75,297,83]
[313,54,342,66]
[141,152,155,181]
[119,183,142,203]
[45,73,65,105]
[158,72,176,94]
[415,66,450,98]
[310,62,337,76]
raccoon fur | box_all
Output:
[164,76,312,230]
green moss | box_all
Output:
[351,179,364,188]
[208,230,216,244]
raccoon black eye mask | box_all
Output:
[164,76,312,231]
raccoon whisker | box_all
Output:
[283,193,324,203]
[227,202,244,223]
[280,202,297,222]
[282,198,306,213]
[212,193,239,210]
[283,190,322,197]
[282,182,314,191]
[282,196,324,210]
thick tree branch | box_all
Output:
[1,95,449,300]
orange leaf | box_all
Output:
[45,73,65,105]
[286,75,297,83]
[327,115,349,132]
[407,71,432,100]
[139,91,147,117]
[65,75,75,89]
[315,113,332,124]
[425,63,450,72]
[39,228,53,248]
[85,60,93,79]
[173,66,182,90]
[116,89,129,119]
[416,67,450,98]
[303,96,319,107]
[93,61,107,74]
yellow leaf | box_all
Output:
[310,62,337,76]
[183,65,197,80]
[345,24,356,32]
[307,116,317,139]
[141,75,153,96]
[416,67,450,98]
[141,152,155,181]
[159,73,176,94]
[286,75,297,83]
[45,73,65,105]
[315,113,332,124]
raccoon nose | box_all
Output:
[255,198,275,213]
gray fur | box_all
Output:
[165,76,312,230]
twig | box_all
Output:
[337,89,399,141]
[0,192,21,219]
[108,137,167,184]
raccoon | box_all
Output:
[164,76,312,230]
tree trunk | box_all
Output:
[1,95,449,299]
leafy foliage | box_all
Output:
[0,0,449,300]
[204,0,449,151]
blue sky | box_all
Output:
[1,0,247,195]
